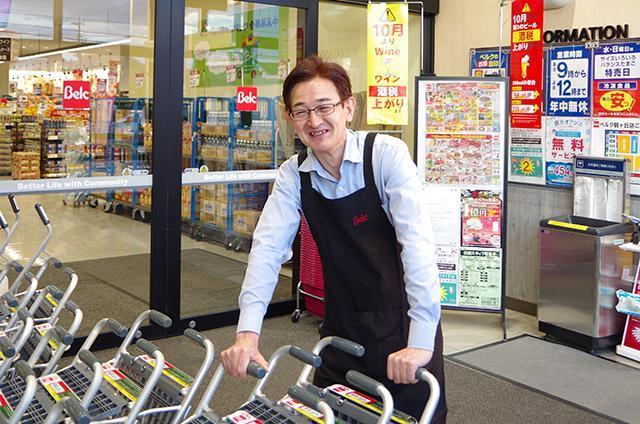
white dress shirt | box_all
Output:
[237,129,441,351]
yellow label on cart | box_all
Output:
[280,395,324,423]
[45,293,59,307]
[101,362,141,402]
[35,323,59,350]
[0,391,13,418]
[39,374,80,402]
[138,354,193,388]
[327,384,415,424]
[547,220,589,231]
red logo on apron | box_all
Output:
[352,213,369,226]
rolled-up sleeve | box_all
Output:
[237,157,302,335]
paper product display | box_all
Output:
[615,289,640,318]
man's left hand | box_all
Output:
[387,347,433,384]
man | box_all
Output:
[221,56,446,422]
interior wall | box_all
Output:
[434,0,640,77]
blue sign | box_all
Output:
[469,49,509,77]
[546,161,573,187]
[575,157,625,175]
[593,41,640,80]
[546,45,591,117]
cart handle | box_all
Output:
[346,370,394,424]
[184,328,208,348]
[34,203,50,225]
[248,360,266,379]
[47,256,63,269]
[288,385,335,424]
[62,397,91,424]
[78,349,100,368]
[150,310,172,328]
[416,368,441,424]
[0,335,15,359]
[46,285,64,300]
[289,345,322,367]
[2,292,17,308]
[14,360,35,380]
[0,211,7,229]
[106,318,128,338]
[332,337,365,357]
[8,194,18,214]
[136,338,160,355]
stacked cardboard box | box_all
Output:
[11,152,40,180]
[233,210,262,236]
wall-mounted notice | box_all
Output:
[415,76,507,313]
[593,41,640,119]
[546,45,591,117]
[469,48,509,77]
[509,127,545,184]
[545,116,591,187]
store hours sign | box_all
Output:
[546,45,591,117]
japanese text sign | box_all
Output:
[470,49,509,77]
[367,3,408,125]
[62,80,91,110]
[593,42,640,118]
[510,0,543,128]
[546,45,591,117]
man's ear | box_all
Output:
[344,96,356,122]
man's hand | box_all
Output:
[220,331,269,378]
[387,347,433,384]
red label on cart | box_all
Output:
[225,410,264,424]
[236,86,258,111]
[39,374,80,402]
[63,80,91,110]
[280,395,324,423]
[0,391,13,418]
[328,384,415,424]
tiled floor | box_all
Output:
[3,192,638,369]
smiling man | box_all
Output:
[221,56,447,422]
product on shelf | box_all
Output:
[12,151,40,179]
[233,210,262,235]
[40,119,67,178]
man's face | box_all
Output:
[287,77,355,157]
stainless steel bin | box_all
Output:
[538,215,635,351]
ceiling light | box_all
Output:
[17,38,131,61]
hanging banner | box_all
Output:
[469,49,509,77]
[367,3,409,125]
[509,126,545,184]
[546,45,591,117]
[510,0,544,129]
[545,116,591,187]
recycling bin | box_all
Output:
[539,215,635,351]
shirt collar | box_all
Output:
[298,129,362,174]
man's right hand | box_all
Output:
[220,331,269,378]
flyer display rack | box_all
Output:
[414,76,508,337]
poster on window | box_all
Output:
[461,190,502,248]
[509,126,545,184]
[545,116,591,187]
[546,45,591,117]
[459,249,502,309]
[416,77,507,313]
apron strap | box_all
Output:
[363,132,378,197]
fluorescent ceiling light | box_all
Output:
[17,38,131,61]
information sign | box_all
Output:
[546,45,591,117]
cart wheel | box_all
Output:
[88,199,98,208]
[114,203,123,214]
[291,309,301,323]
[104,202,113,213]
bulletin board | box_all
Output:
[414,76,508,321]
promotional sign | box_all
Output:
[545,116,591,187]
[367,3,409,125]
[593,42,640,118]
[416,77,507,315]
[470,49,509,77]
[546,45,591,117]
[509,127,545,184]
[236,86,258,111]
[189,70,200,88]
[0,38,10,62]
[510,0,544,128]
[62,80,91,110]
[617,246,640,362]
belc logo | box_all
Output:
[352,213,369,227]
[236,86,258,111]
[62,81,91,110]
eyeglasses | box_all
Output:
[288,100,345,121]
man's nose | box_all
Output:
[307,111,323,127]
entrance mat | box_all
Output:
[448,334,639,423]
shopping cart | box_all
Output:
[0,360,41,424]
[292,216,325,323]
[0,307,33,382]
[184,345,335,424]
[296,337,441,424]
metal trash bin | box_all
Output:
[539,215,635,351]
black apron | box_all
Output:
[299,133,447,422]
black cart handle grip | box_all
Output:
[0,211,7,229]
[53,326,73,346]
[346,370,383,395]
[136,338,160,356]
[14,360,35,380]
[332,337,365,357]
[149,310,172,328]
[184,329,207,348]
[10,261,23,272]
[8,194,18,214]
[247,361,266,379]
[289,346,322,368]
[34,204,49,225]
[24,271,35,281]
[62,397,91,424]
[48,257,64,269]
[288,385,325,409]
[0,337,15,359]
[78,349,100,368]
[3,292,18,308]
[46,285,64,300]
[17,307,31,322]
[106,319,128,338]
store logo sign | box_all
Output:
[236,86,258,111]
[63,80,91,110]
